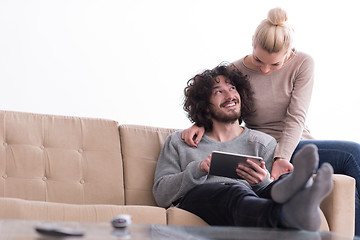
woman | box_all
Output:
[182,7,360,235]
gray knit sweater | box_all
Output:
[153,127,277,208]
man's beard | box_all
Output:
[209,103,241,124]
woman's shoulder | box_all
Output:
[283,50,314,75]
[293,50,314,65]
[232,56,254,73]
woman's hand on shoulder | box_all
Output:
[181,125,205,147]
[270,158,294,181]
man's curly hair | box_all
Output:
[183,63,254,131]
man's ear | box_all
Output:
[206,103,213,113]
[206,105,214,114]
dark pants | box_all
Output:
[178,180,283,228]
[294,140,360,236]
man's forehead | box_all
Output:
[213,75,232,87]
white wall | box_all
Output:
[0,0,359,142]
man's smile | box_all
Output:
[221,99,239,109]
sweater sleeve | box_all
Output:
[274,55,315,160]
[152,133,208,208]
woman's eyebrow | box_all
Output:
[255,56,280,65]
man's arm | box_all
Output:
[152,132,208,208]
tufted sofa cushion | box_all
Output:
[0,110,125,205]
[119,124,177,206]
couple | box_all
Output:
[180,7,360,235]
[153,64,333,231]
[154,7,360,234]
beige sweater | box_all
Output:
[233,50,314,161]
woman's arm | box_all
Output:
[274,54,315,162]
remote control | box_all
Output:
[35,223,84,237]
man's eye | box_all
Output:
[215,91,222,94]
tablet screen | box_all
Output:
[208,151,263,179]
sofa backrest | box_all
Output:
[119,125,177,206]
[0,110,125,205]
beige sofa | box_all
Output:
[0,110,355,236]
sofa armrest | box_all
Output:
[320,174,355,236]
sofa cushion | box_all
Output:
[167,207,208,226]
[119,125,177,206]
[0,111,124,205]
[0,197,166,224]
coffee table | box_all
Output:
[0,219,358,240]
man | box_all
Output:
[153,64,333,231]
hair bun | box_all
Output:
[267,8,288,26]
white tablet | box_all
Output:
[208,150,263,179]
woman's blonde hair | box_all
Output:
[252,8,294,54]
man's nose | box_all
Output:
[223,91,235,102]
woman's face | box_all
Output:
[251,46,288,75]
